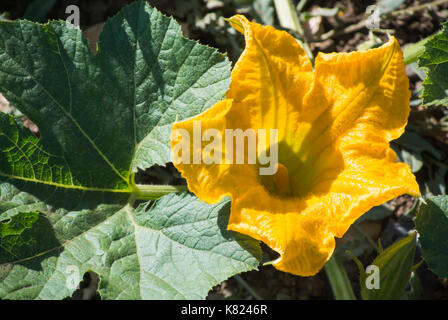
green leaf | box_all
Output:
[424,167,447,197]
[415,196,448,278]
[23,0,57,22]
[0,0,230,193]
[391,130,442,173]
[324,254,356,300]
[418,21,448,107]
[0,193,261,299]
[356,203,394,224]
[334,205,393,261]
[352,233,417,300]
[0,211,60,262]
[403,271,422,300]
[0,1,261,300]
[393,131,442,160]
[397,148,423,173]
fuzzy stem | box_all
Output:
[133,184,187,200]
[403,37,432,65]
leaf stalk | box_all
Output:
[133,184,187,200]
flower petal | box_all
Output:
[171,99,260,204]
[227,15,313,142]
[300,37,421,236]
[170,16,420,277]
[229,36,420,276]
[227,185,336,276]
[171,15,315,204]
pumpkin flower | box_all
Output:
[170,15,420,276]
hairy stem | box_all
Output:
[403,36,433,65]
[133,184,187,200]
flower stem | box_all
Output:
[324,254,356,300]
[133,184,187,200]
[403,37,432,65]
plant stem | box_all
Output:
[133,184,187,200]
[324,254,356,300]
[403,36,432,65]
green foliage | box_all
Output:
[334,204,393,262]
[419,21,448,107]
[23,0,57,22]
[350,232,417,300]
[0,211,59,262]
[415,195,448,278]
[0,193,261,299]
[324,255,356,300]
[0,1,261,300]
[0,1,230,185]
[356,204,394,224]
[391,130,442,173]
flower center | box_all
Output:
[259,162,292,197]
[273,163,290,194]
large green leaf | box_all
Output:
[415,195,448,278]
[419,21,448,107]
[0,193,261,299]
[350,233,417,300]
[0,1,261,299]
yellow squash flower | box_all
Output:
[170,15,420,276]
